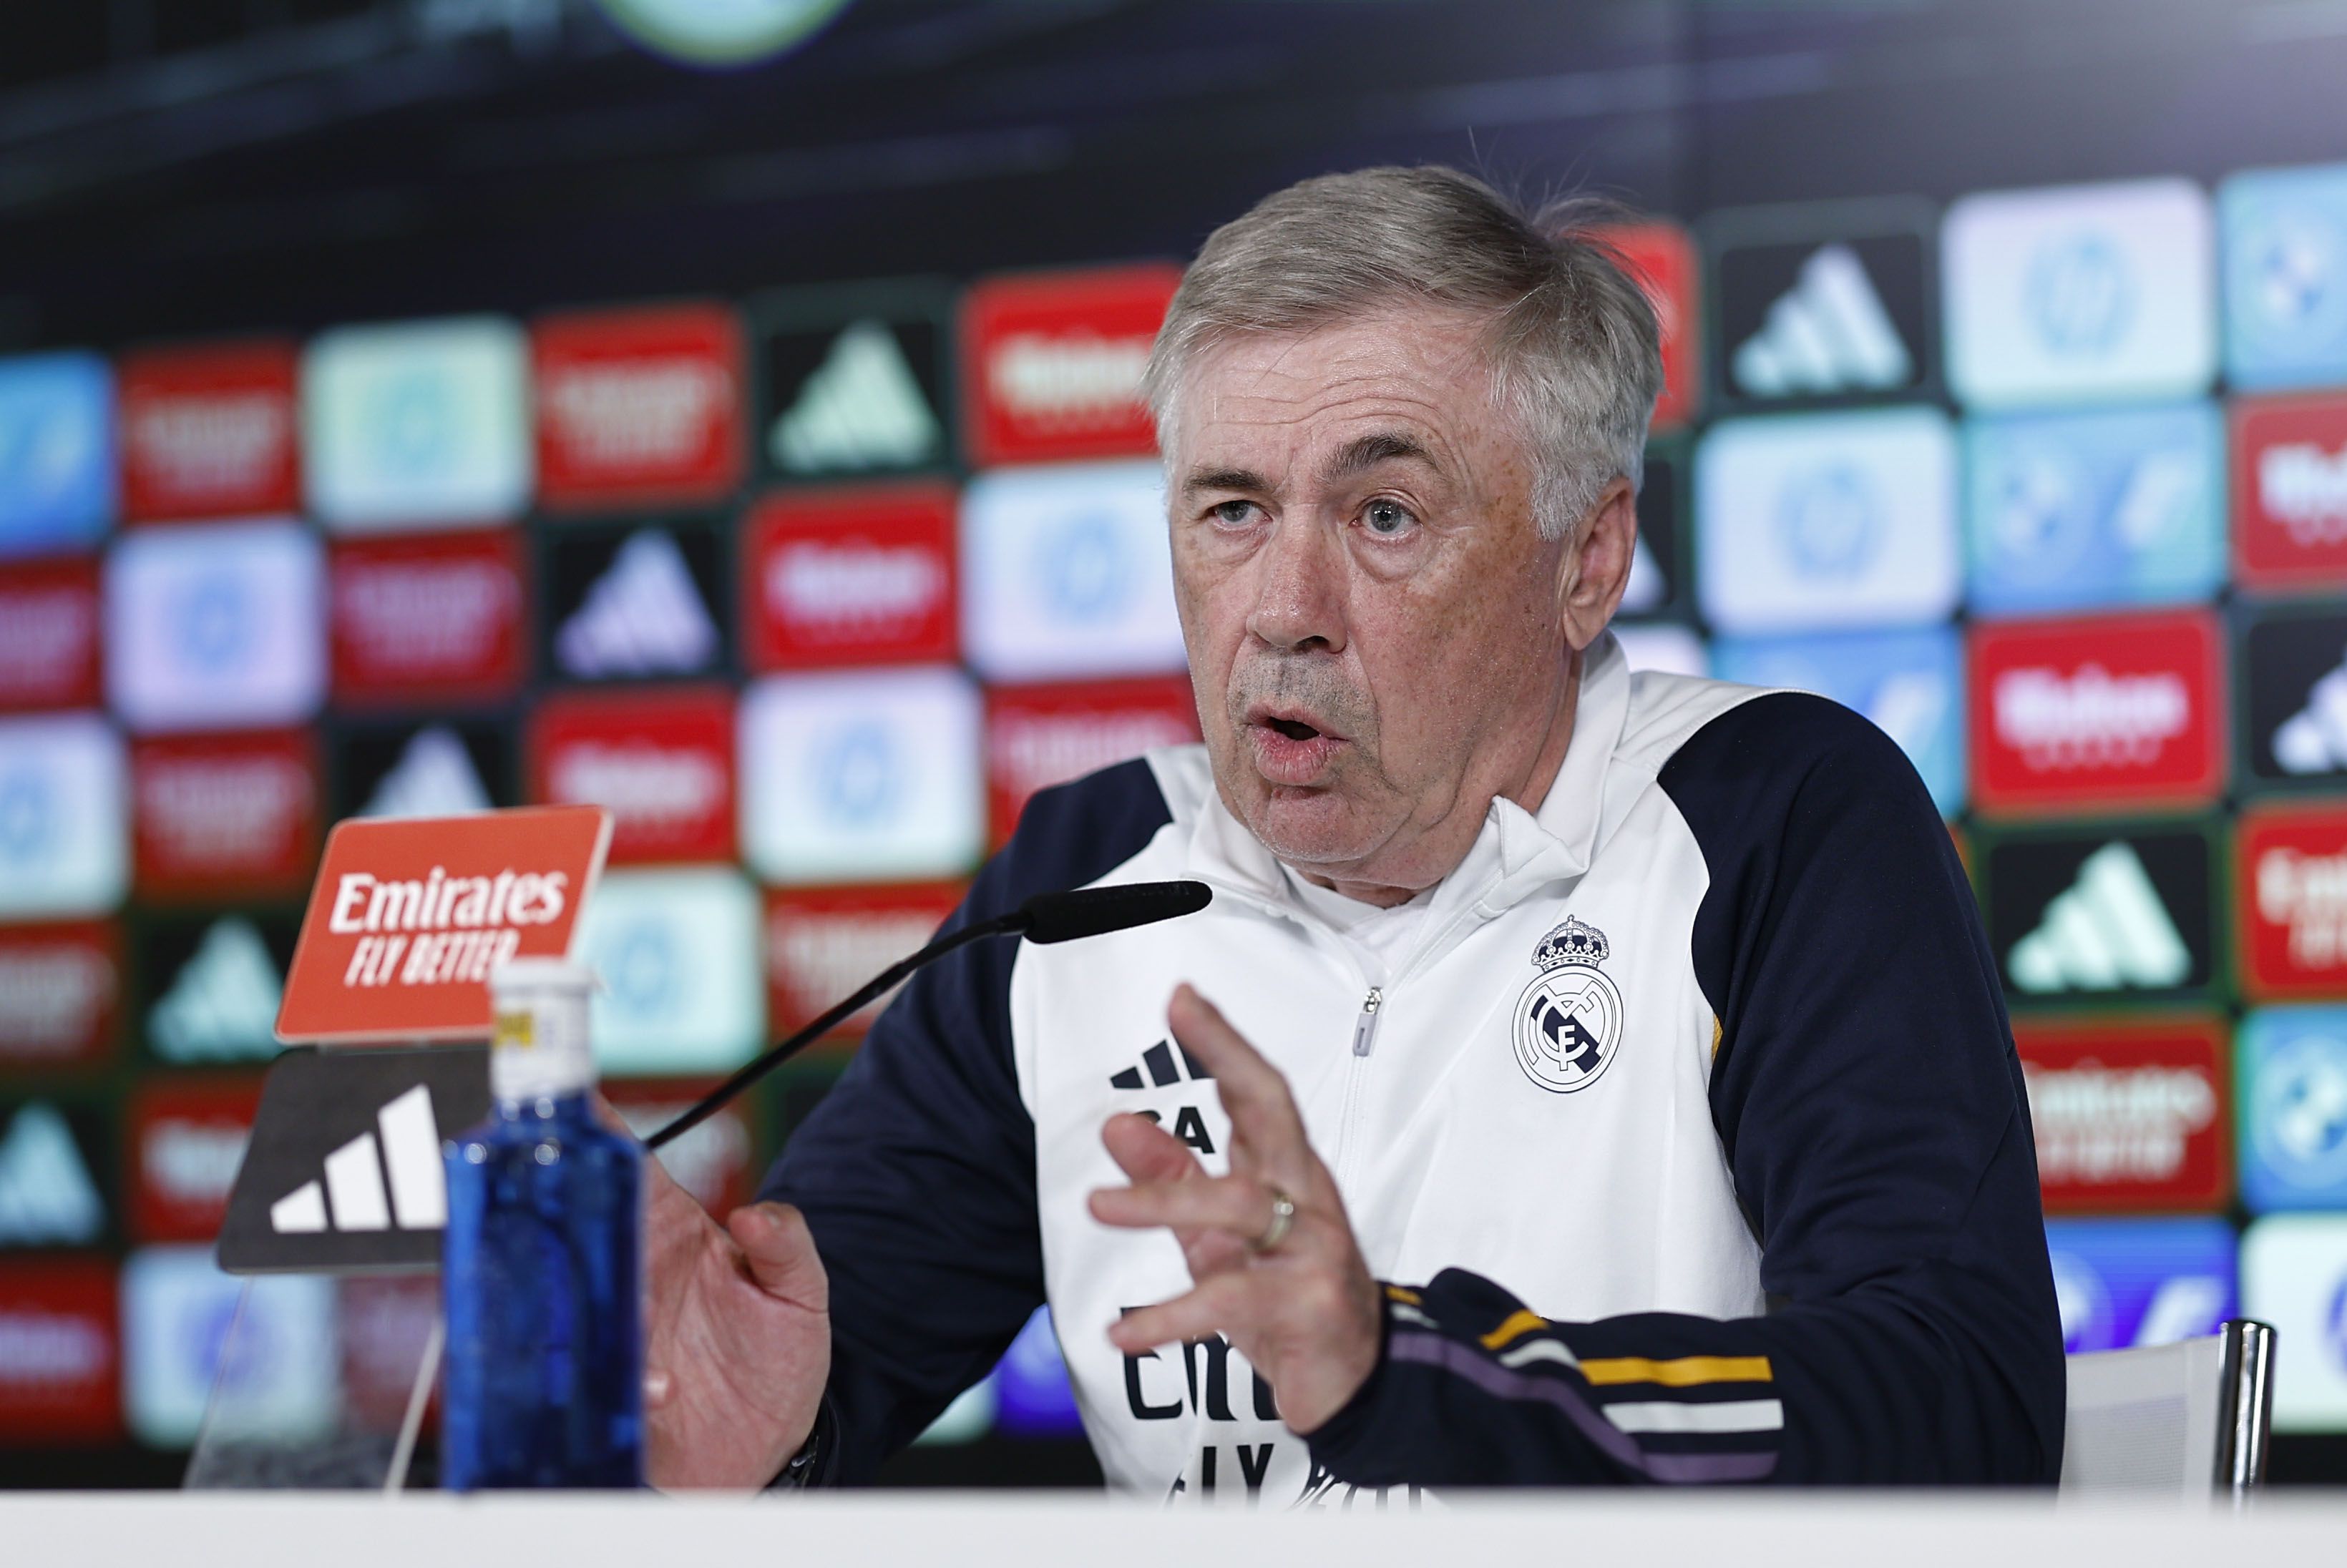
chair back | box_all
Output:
[2060,1319,2275,1500]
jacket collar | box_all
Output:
[1181,631,1631,934]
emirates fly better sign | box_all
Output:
[274,805,612,1042]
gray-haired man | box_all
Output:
[639,167,2063,1496]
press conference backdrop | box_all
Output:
[3,0,2347,1489]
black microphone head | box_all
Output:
[1015,880,1211,945]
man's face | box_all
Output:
[1165,306,1631,894]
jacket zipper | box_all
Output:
[1334,986,1382,1190]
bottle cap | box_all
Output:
[487,958,599,1101]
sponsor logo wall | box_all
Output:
[11,156,2347,1455]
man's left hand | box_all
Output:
[1087,983,1383,1434]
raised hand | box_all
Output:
[635,1141,831,1490]
[1085,984,1382,1434]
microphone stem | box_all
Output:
[640,915,1014,1152]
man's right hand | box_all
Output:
[640,1148,831,1490]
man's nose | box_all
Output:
[1244,514,1347,655]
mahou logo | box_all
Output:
[765,883,965,1039]
[118,339,299,521]
[0,557,100,710]
[127,1080,261,1243]
[987,676,1200,844]
[2241,804,2347,999]
[330,530,526,705]
[2234,393,2347,587]
[962,264,1181,466]
[0,923,119,1069]
[1969,610,2222,813]
[533,302,744,509]
[2016,1018,2228,1212]
[131,732,320,899]
[528,687,736,865]
[0,1261,119,1441]
[741,484,957,670]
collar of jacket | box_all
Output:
[1176,630,1632,953]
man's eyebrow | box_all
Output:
[1180,466,1273,498]
[1322,431,1440,484]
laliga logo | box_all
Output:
[1512,916,1624,1094]
[1994,664,2189,771]
[2257,846,2347,969]
[2024,1059,2215,1185]
[988,331,1151,429]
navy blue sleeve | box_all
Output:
[756,758,1173,1484]
[1306,694,2064,1487]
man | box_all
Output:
[640,166,2064,1497]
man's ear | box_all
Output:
[1556,475,1639,650]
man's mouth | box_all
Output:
[1243,705,1348,785]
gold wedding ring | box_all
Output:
[1252,1187,1297,1254]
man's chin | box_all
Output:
[1245,789,1382,872]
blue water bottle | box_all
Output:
[441,957,643,1489]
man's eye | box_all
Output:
[1362,499,1416,536]
[1209,500,1260,527]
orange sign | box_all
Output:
[275,806,613,1043]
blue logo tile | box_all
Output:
[1712,626,1966,813]
[2046,1217,2237,1354]
[1963,403,2224,616]
[2222,163,2347,391]
[2240,1006,2347,1212]
[0,352,114,558]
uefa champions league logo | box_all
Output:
[1777,465,1881,580]
[816,722,902,828]
[2028,230,2134,357]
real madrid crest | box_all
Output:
[1513,915,1624,1094]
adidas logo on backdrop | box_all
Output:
[2277,655,2347,775]
[0,1103,104,1245]
[361,725,492,819]
[555,530,719,679]
[2009,842,2190,994]
[149,917,283,1062]
[1732,244,1913,398]
[268,1084,445,1236]
[769,320,941,474]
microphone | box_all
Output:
[641,879,1211,1151]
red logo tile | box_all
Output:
[986,675,1200,845]
[2015,1016,2229,1212]
[962,264,1180,466]
[527,685,736,865]
[534,301,745,510]
[741,483,956,670]
[1968,610,2224,815]
[329,529,527,705]
[2233,392,2347,589]
[126,1078,263,1244]
[132,731,321,901]
[0,923,119,1071]
[2240,802,2347,999]
[607,1084,760,1213]
[1596,221,1701,431]
[764,882,965,1042]
[0,556,100,710]
[118,339,299,522]
[0,1260,119,1441]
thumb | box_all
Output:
[726,1201,826,1305]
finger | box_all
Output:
[1101,1110,1204,1187]
[1108,1273,1258,1354]
[1088,1173,1283,1239]
[724,1201,826,1309]
[1167,985,1311,1170]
